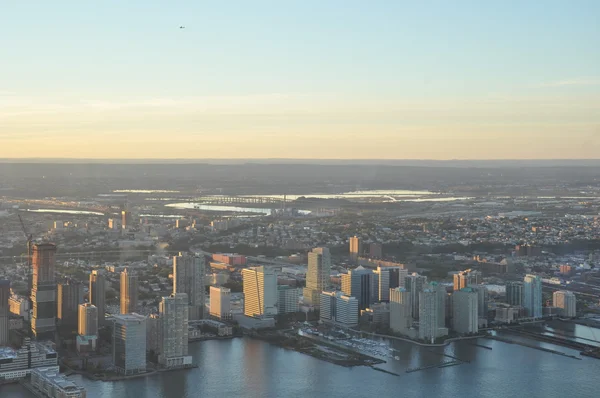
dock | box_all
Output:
[371,367,402,376]
[488,336,582,360]
[406,360,463,373]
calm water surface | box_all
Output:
[4,335,599,398]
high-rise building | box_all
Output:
[158,293,191,368]
[30,243,58,340]
[209,287,231,320]
[349,236,361,262]
[398,268,409,289]
[429,282,447,328]
[112,313,147,375]
[418,288,448,343]
[374,267,400,302]
[76,303,98,353]
[320,291,359,327]
[89,270,106,327]
[553,290,576,317]
[369,242,383,259]
[389,287,412,335]
[506,281,524,306]
[341,266,374,312]
[303,247,331,306]
[242,266,278,317]
[108,218,118,230]
[173,253,205,320]
[277,286,299,314]
[120,268,138,314]
[452,287,478,334]
[0,280,9,346]
[405,273,427,320]
[121,210,131,229]
[472,285,489,319]
[523,274,542,319]
[453,269,482,291]
[57,280,83,330]
[78,303,98,336]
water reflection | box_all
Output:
[23,208,105,216]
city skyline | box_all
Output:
[1,1,599,159]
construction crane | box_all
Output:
[17,214,34,299]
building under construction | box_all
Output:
[30,243,58,341]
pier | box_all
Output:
[487,336,582,360]
[406,360,463,373]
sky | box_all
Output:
[1,1,599,160]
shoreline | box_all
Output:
[349,329,488,347]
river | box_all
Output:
[3,334,599,398]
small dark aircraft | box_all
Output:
[179,26,185,29]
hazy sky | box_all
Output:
[1,1,599,159]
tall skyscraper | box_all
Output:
[78,303,98,336]
[398,268,409,289]
[429,282,447,328]
[57,280,83,330]
[303,247,331,306]
[209,286,231,320]
[418,288,448,343]
[242,266,278,317]
[375,267,401,302]
[341,266,374,312]
[553,290,576,317]
[76,303,98,354]
[0,280,10,346]
[349,236,361,262]
[389,287,412,335]
[523,274,542,319]
[453,269,482,291]
[121,210,131,229]
[112,313,147,375]
[320,291,359,327]
[120,268,138,314]
[472,285,489,319]
[89,270,106,327]
[173,253,205,320]
[405,273,427,319]
[452,287,478,334]
[506,281,524,306]
[158,293,191,368]
[30,243,57,340]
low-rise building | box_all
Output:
[30,367,86,398]
[0,338,58,382]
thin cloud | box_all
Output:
[540,78,600,87]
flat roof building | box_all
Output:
[112,313,147,375]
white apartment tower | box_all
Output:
[389,287,412,335]
[523,274,542,319]
[158,293,191,368]
[173,253,205,320]
[452,287,479,334]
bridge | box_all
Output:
[195,196,285,205]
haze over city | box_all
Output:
[2,2,600,398]
[1,1,599,159]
